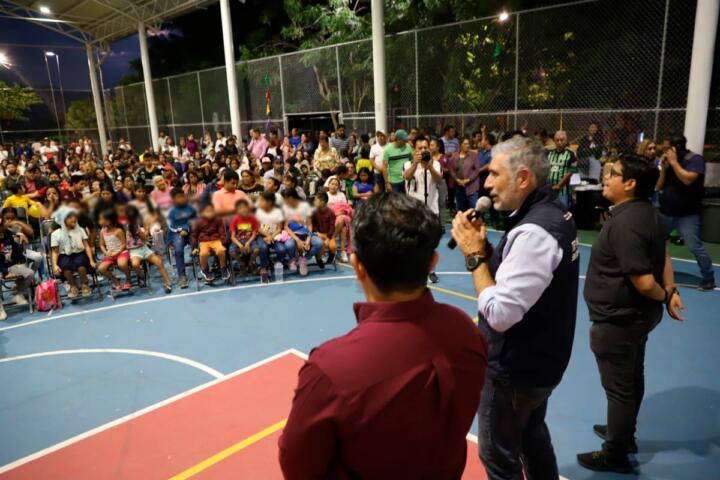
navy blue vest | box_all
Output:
[479,185,579,387]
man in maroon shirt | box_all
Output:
[279,192,488,479]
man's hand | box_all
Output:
[192,248,199,256]
[385,182,393,192]
[304,238,311,251]
[89,259,97,269]
[451,209,487,257]
[16,233,28,245]
[53,265,62,276]
[551,184,560,191]
[665,147,679,167]
[180,230,188,237]
[412,151,423,165]
[666,289,685,321]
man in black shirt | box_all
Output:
[579,155,685,473]
[657,136,715,290]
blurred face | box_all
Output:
[328,178,339,194]
[314,196,326,209]
[644,143,657,159]
[65,215,78,230]
[346,163,355,174]
[554,132,568,150]
[292,128,298,136]
[320,138,328,149]
[173,193,188,206]
[92,181,101,192]
[274,160,284,172]
[378,133,386,145]
[283,177,295,190]
[236,203,250,217]
[337,126,345,137]
[155,178,166,190]
[460,139,471,153]
[100,190,114,202]
[134,187,146,199]
[124,177,135,190]
[201,206,215,219]
[225,178,238,191]
[301,133,307,142]
[3,211,15,223]
[589,124,598,135]
[241,171,253,185]
[264,178,276,192]
[415,139,429,155]
[359,170,369,183]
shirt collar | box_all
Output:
[608,198,646,217]
[353,289,436,324]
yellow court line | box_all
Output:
[337,262,477,303]
[168,418,288,480]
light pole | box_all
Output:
[43,51,61,136]
[46,51,67,123]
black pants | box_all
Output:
[478,380,559,480]
[590,311,661,457]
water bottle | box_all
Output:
[274,262,284,283]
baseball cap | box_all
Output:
[395,129,409,141]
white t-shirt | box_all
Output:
[370,143,385,173]
[403,160,442,214]
[326,191,347,206]
[282,201,313,225]
[40,145,59,162]
[256,207,284,236]
[50,227,88,255]
[215,138,226,150]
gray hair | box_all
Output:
[491,135,549,186]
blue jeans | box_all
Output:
[285,235,323,259]
[661,213,715,282]
[256,239,286,267]
[456,188,479,212]
[391,182,406,194]
[170,232,191,278]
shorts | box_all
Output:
[57,252,91,274]
[129,245,155,260]
[102,250,130,265]
[199,240,226,257]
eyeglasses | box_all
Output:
[605,167,623,178]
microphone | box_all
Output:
[447,196,492,249]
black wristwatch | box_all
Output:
[465,252,486,272]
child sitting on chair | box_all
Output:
[311,192,337,268]
[50,208,96,298]
[98,209,132,291]
[191,203,229,283]
[125,205,173,293]
[229,199,260,276]
[167,188,198,289]
[255,191,286,282]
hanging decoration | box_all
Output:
[263,72,273,130]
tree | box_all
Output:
[0,82,42,122]
[65,100,98,132]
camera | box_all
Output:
[421,151,431,163]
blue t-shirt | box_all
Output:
[353,181,374,201]
[289,136,302,149]
[660,152,705,216]
[478,149,492,189]
[167,204,198,232]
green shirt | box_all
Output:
[547,149,577,197]
[383,143,413,184]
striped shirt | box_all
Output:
[547,149,577,198]
[329,135,350,153]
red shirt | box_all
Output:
[279,290,487,479]
[311,207,336,237]
[230,214,258,242]
[191,217,226,246]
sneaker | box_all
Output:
[81,285,92,297]
[340,251,349,263]
[428,272,439,284]
[200,269,212,282]
[315,253,325,269]
[326,252,336,264]
[260,268,269,283]
[12,294,28,306]
[67,287,78,299]
[122,282,132,291]
[288,259,298,272]
[221,267,230,281]
[0,306,6,321]
[179,276,189,289]
[138,276,147,288]
[593,425,638,454]
[577,451,634,474]
[299,257,309,276]
[112,283,123,292]
[164,283,173,294]
[699,280,716,291]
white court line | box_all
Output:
[0,274,356,334]
[0,349,224,379]
[0,349,306,474]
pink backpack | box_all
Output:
[34,279,62,312]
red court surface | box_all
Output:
[0,350,487,479]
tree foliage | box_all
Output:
[65,99,98,132]
[0,82,43,122]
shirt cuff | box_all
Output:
[478,285,497,320]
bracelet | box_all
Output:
[664,286,678,305]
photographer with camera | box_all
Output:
[404,135,443,283]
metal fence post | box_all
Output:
[119,86,130,141]
[167,78,176,141]
[278,56,288,135]
[653,0,671,140]
[197,71,206,135]
[414,29,420,128]
[335,46,343,124]
[514,12,520,129]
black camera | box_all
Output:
[421,151,431,163]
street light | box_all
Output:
[38,5,51,14]
[0,52,11,68]
[43,51,62,135]
[45,51,67,121]
[498,11,510,22]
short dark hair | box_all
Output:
[223,170,239,182]
[266,177,280,190]
[669,135,688,156]
[282,188,301,200]
[619,155,659,200]
[171,187,185,198]
[316,192,329,204]
[336,165,348,175]
[235,198,250,209]
[443,125,455,133]
[352,192,442,292]
[259,191,276,205]
[337,124,346,129]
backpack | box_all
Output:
[34,279,62,312]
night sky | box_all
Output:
[0,17,139,91]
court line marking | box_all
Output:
[0,274,356,333]
[168,419,288,480]
[0,349,224,379]
[0,349,306,475]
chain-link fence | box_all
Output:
[3,0,719,154]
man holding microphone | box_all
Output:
[452,135,579,480]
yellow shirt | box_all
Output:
[3,195,41,218]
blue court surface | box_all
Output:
[0,231,718,479]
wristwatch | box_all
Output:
[465,252,486,272]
